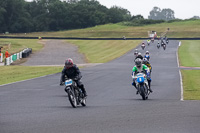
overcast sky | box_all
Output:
[25,0,200,19]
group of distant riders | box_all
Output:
[142,36,169,50]
[132,36,169,95]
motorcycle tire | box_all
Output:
[67,89,77,108]
[140,86,147,100]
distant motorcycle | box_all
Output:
[151,38,154,43]
[157,42,160,49]
[133,72,150,100]
[141,44,145,50]
[64,79,86,108]
[162,44,166,50]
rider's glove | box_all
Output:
[60,82,64,86]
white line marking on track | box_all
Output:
[176,41,184,101]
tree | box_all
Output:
[148,7,175,21]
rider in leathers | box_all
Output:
[60,58,87,97]
[132,58,152,94]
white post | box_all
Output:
[6,57,10,65]
[0,53,2,62]
[20,51,22,58]
[17,53,20,60]
[179,41,182,46]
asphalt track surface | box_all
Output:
[1,40,200,133]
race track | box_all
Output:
[1,40,200,133]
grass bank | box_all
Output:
[181,70,200,100]
[0,39,43,55]
[0,66,63,85]
[10,20,200,38]
[178,40,200,67]
[179,40,200,100]
[67,40,140,63]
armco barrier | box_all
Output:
[4,48,30,66]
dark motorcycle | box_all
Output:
[163,44,166,50]
[141,44,145,50]
[64,79,86,108]
[157,43,160,49]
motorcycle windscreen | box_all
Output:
[137,77,145,83]
[65,79,73,86]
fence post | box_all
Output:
[0,53,3,62]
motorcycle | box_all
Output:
[64,79,86,108]
[163,44,166,50]
[141,44,145,50]
[151,38,154,43]
[133,72,150,100]
[166,40,169,44]
[157,43,160,49]
[144,54,150,61]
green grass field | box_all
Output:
[67,40,140,63]
[181,70,200,100]
[0,39,43,55]
[178,40,200,67]
[8,20,200,38]
[0,66,63,85]
[178,40,200,100]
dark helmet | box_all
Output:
[65,58,73,69]
[135,58,142,68]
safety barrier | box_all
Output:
[5,48,31,65]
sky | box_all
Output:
[25,0,200,19]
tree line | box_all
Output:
[1,0,197,33]
[0,0,131,33]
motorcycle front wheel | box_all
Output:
[67,88,77,108]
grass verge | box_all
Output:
[181,70,200,100]
[0,66,63,85]
[178,40,200,67]
[10,20,200,38]
[0,39,43,55]
[66,40,140,63]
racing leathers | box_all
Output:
[60,64,87,97]
[132,64,152,93]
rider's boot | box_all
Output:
[132,82,139,94]
[148,80,153,93]
[80,85,87,98]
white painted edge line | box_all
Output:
[176,41,184,101]
[0,73,58,87]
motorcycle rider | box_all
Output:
[134,49,138,56]
[144,51,150,61]
[132,58,152,94]
[157,41,160,48]
[141,42,145,50]
[147,39,150,45]
[60,58,87,97]
[143,58,152,73]
[135,52,143,61]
